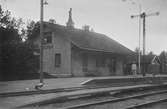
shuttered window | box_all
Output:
[55,54,61,67]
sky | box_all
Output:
[0,0,167,55]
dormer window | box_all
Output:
[43,32,52,44]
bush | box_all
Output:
[0,42,40,81]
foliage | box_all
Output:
[1,42,39,80]
[26,21,40,41]
[0,5,40,81]
[148,51,154,56]
[134,47,142,55]
[0,5,11,27]
[0,26,21,44]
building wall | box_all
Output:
[43,32,71,76]
[71,50,84,76]
[71,51,100,76]
[71,50,124,76]
[53,32,71,75]
[43,40,124,77]
[115,58,124,75]
[43,45,54,74]
[87,54,111,76]
[35,28,125,77]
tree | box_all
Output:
[0,5,24,44]
[0,5,39,80]
[26,20,40,41]
[134,47,142,55]
[0,5,11,28]
[147,51,154,56]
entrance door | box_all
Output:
[108,58,116,75]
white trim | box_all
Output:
[80,79,93,85]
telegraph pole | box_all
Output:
[39,0,44,84]
[131,11,159,76]
[141,12,146,76]
[138,4,142,75]
[122,0,142,75]
[35,0,48,89]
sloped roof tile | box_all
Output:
[45,22,134,55]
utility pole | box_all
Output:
[138,4,142,75]
[35,0,48,89]
[131,11,159,76]
[122,0,142,75]
[40,0,44,85]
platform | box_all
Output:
[0,75,167,94]
[1,75,167,109]
[82,75,167,86]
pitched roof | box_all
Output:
[45,22,134,55]
[151,56,161,64]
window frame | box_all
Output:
[55,53,61,67]
[82,54,88,72]
[43,32,52,44]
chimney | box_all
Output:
[90,28,94,32]
[82,25,90,31]
[49,19,56,24]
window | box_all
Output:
[108,59,116,73]
[55,54,61,67]
[82,54,88,72]
[43,32,52,44]
[96,57,105,67]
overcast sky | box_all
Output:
[1,0,167,54]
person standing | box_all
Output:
[132,62,137,76]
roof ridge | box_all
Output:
[45,22,133,55]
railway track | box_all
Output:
[60,89,167,109]
[3,79,167,109]
[0,85,114,97]
[126,98,167,109]
[21,84,165,109]
[15,85,167,109]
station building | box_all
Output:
[33,8,134,77]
